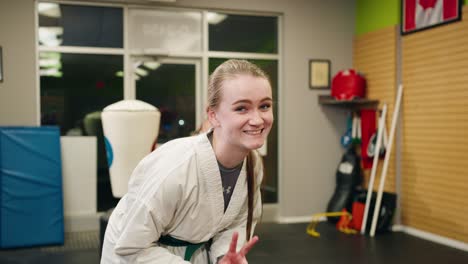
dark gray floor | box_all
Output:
[1,223,467,263]
[251,223,468,264]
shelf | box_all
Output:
[318,95,379,110]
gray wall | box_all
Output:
[0,0,38,126]
[0,0,354,220]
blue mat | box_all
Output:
[0,126,64,248]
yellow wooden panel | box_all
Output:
[401,5,468,243]
[401,213,468,241]
[354,26,397,193]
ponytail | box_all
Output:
[246,151,255,241]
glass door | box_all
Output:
[131,56,202,143]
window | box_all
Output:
[135,61,197,142]
[128,9,202,53]
[208,13,278,53]
[39,2,125,211]
[38,2,280,207]
[40,53,124,134]
[38,3,123,48]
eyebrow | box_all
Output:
[232,97,273,105]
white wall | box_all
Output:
[61,136,98,231]
[0,0,354,221]
[0,0,38,126]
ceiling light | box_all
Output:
[207,12,227,25]
[38,3,61,18]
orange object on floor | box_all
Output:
[336,209,357,235]
[349,201,365,230]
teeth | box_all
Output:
[245,130,262,135]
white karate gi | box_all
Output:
[101,131,263,264]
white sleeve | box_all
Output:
[209,152,264,263]
[113,171,190,264]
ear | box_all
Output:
[207,107,220,127]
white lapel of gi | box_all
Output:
[196,132,248,231]
[196,133,225,227]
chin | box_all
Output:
[247,141,264,151]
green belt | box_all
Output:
[158,235,210,261]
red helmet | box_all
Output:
[331,69,366,100]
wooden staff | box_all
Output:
[370,84,403,237]
[360,103,387,234]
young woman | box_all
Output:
[101,59,274,264]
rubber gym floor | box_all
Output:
[1,222,467,263]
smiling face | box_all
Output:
[209,74,274,154]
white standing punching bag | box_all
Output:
[101,100,161,198]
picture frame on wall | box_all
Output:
[401,0,462,35]
[309,59,330,89]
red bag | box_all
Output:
[360,109,376,169]
[331,69,366,100]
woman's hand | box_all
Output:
[218,232,259,264]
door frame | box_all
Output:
[128,55,203,129]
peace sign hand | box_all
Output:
[217,232,259,264]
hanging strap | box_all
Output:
[158,235,210,261]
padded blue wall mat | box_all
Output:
[0,126,64,248]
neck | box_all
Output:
[212,131,248,168]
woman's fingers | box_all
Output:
[228,232,259,257]
[239,236,259,256]
[228,232,239,253]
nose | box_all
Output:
[249,110,264,126]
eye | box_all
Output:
[260,103,272,110]
[234,106,247,112]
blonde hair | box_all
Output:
[207,59,270,110]
[207,59,269,241]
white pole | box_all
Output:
[370,84,403,237]
[360,103,387,234]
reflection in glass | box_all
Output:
[128,9,202,52]
[135,61,196,143]
[209,13,278,53]
[209,58,278,203]
[39,52,62,77]
[38,2,123,48]
[40,52,124,211]
[38,3,63,46]
[38,2,62,18]
[207,12,227,25]
[40,53,124,134]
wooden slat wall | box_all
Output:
[353,26,397,193]
[401,6,468,242]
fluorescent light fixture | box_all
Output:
[39,58,62,69]
[39,27,63,47]
[207,12,227,25]
[40,68,63,77]
[40,52,61,59]
[143,61,161,70]
[38,3,61,18]
[115,71,124,77]
[135,67,149,77]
